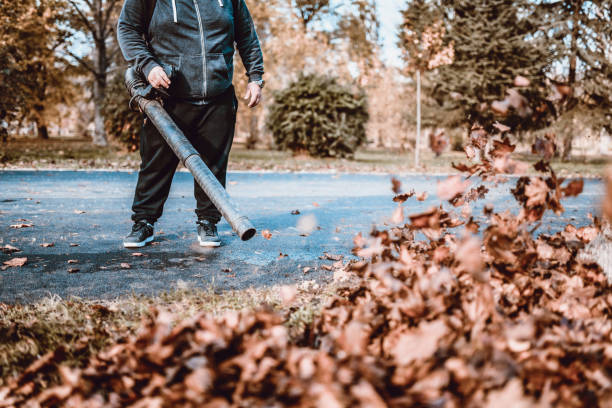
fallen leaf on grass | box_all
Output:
[262,230,272,240]
[10,223,33,229]
[493,121,511,133]
[40,243,55,248]
[4,257,27,267]
[391,320,448,366]
[280,285,297,305]
[67,260,78,264]
[120,263,131,269]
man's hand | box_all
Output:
[147,66,171,89]
[244,82,262,108]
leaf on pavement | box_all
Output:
[4,257,27,267]
[1,244,21,254]
[10,223,33,229]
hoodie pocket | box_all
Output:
[206,53,232,98]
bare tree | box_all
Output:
[67,0,122,146]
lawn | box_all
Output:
[1,137,609,176]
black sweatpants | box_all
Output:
[131,85,237,225]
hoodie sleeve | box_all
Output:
[233,0,264,82]
[117,0,160,79]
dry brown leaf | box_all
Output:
[1,244,21,254]
[437,175,471,201]
[390,205,404,224]
[4,257,27,267]
[10,223,33,229]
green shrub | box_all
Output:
[266,73,368,158]
[103,69,142,151]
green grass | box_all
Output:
[1,137,609,176]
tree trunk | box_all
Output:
[568,8,579,85]
[92,27,108,146]
[245,112,259,150]
[34,105,49,139]
[37,124,49,139]
[92,78,107,146]
[414,69,421,168]
[562,136,572,162]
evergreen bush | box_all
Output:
[103,70,141,151]
[266,73,368,158]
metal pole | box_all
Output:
[124,68,256,241]
[415,69,421,169]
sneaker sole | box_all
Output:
[123,235,154,248]
[198,237,221,247]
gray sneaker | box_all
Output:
[123,220,154,248]
[197,220,221,247]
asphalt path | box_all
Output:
[0,170,603,303]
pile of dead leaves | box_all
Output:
[2,129,611,407]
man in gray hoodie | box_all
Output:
[117,0,264,248]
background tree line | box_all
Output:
[1,0,610,158]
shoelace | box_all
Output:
[197,221,216,235]
[133,221,152,233]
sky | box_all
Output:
[377,0,404,66]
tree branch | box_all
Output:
[68,0,98,41]
[65,50,98,76]
[102,0,122,37]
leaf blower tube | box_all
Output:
[124,66,256,241]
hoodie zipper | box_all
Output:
[171,0,177,22]
[191,0,207,97]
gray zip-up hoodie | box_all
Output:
[117,0,264,100]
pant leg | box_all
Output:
[190,86,238,223]
[131,113,180,223]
